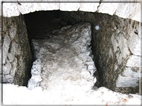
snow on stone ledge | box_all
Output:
[2,1,141,22]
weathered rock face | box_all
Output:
[92,14,141,94]
[0,16,2,82]
[28,23,97,91]
[2,16,32,86]
[57,11,142,94]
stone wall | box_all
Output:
[0,16,1,82]
[2,15,32,86]
[57,11,142,94]
[92,14,141,94]
[2,1,141,23]
[1,1,141,94]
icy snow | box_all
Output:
[2,23,142,105]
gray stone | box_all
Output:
[126,55,141,67]
[11,42,19,55]
[28,23,96,90]
[98,2,119,15]
[87,65,95,70]
[2,16,32,86]
[0,47,1,74]
[57,10,141,93]
[9,26,17,40]
[80,3,99,12]
[116,52,123,65]
[3,61,11,75]
[60,3,80,11]
[3,34,11,64]
[10,57,17,76]
[7,53,15,62]
[31,59,41,75]
[3,3,20,17]
[3,74,14,83]
[108,48,113,59]
[2,2,141,22]
[122,67,140,78]
[115,3,137,19]
[111,34,119,53]
[128,34,141,56]
[117,34,130,59]
[116,75,139,87]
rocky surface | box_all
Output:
[57,11,142,94]
[2,1,141,22]
[28,23,97,90]
[2,16,32,85]
[93,14,141,94]
[0,16,1,82]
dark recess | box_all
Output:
[24,10,101,88]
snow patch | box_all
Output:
[3,84,141,105]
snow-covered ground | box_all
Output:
[2,23,142,105]
[2,83,141,105]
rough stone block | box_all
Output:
[3,3,20,17]
[128,33,141,56]
[79,2,99,12]
[28,23,96,90]
[2,16,32,86]
[3,34,11,64]
[126,55,141,67]
[129,3,141,22]
[11,42,20,55]
[11,58,17,76]
[116,75,139,87]
[3,61,11,75]
[60,3,80,11]
[18,3,38,15]
[122,67,140,78]
[39,3,59,11]
[7,53,15,63]
[9,26,17,40]
[98,3,119,15]
[117,34,130,59]
[3,74,14,83]
[116,52,123,65]
[111,34,119,53]
[115,3,137,19]
[2,2,141,22]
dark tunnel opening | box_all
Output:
[24,10,101,88]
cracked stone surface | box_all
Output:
[28,23,97,91]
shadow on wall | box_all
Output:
[2,15,33,86]
[24,11,67,39]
